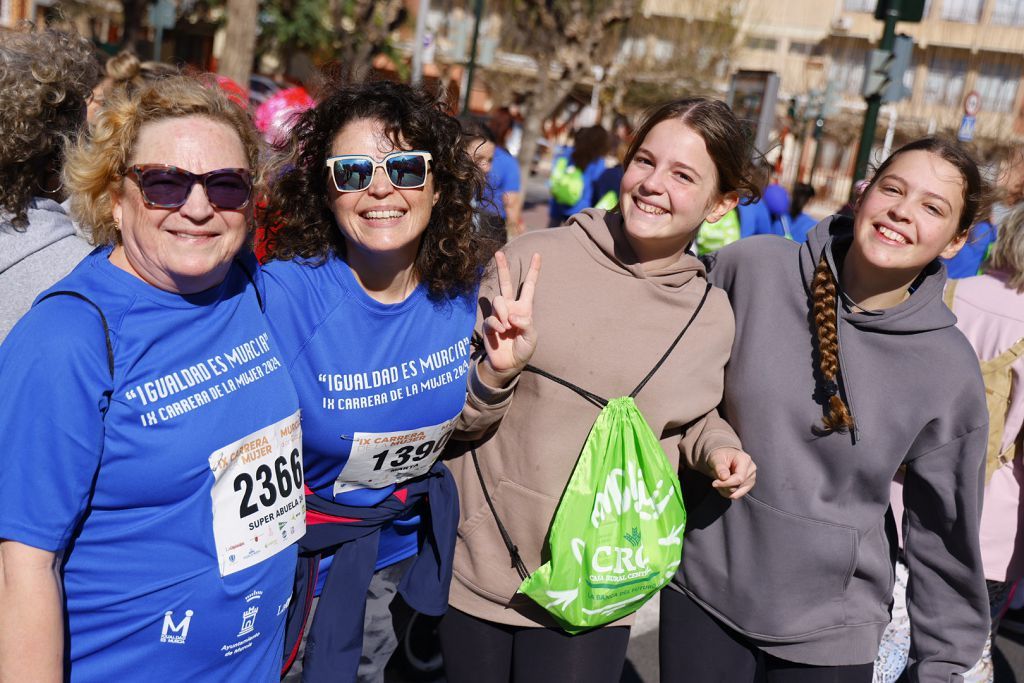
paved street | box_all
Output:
[386,593,1024,682]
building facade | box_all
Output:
[647,0,1024,206]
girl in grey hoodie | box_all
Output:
[666,137,991,683]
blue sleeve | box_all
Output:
[261,261,322,368]
[0,297,110,551]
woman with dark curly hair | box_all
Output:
[263,79,517,683]
[0,26,99,340]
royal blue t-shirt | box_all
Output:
[482,146,522,219]
[0,248,303,682]
[737,199,771,238]
[942,220,996,279]
[262,257,475,569]
[765,212,818,243]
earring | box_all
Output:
[36,178,64,195]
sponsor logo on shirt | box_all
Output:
[238,606,259,637]
[160,609,194,645]
[221,592,265,657]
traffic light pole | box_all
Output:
[460,0,485,114]
[851,3,900,194]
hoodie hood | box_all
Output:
[800,214,955,334]
[0,197,82,275]
[565,208,705,290]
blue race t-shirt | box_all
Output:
[482,146,521,219]
[943,220,996,279]
[766,212,818,242]
[737,199,771,238]
[0,248,303,682]
[262,256,475,568]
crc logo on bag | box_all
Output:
[589,527,650,583]
[518,398,686,633]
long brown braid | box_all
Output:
[811,252,855,433]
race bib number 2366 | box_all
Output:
[209,411,305,577]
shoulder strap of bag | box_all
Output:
[522,281,713,404]
[943,279,958,310]
[470,442,530,581]
[628,281,712,398]
[30,257,256,383]
[980,336,1024,373]
[36,291,114,380]
[473,281,713,580]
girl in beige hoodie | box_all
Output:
[441,98,760,683]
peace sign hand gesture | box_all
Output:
[478,251,541,389]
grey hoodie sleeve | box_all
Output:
[902,423,988,683]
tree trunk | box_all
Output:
[518,59,575,182]
[219,0,259,92]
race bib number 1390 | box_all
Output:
[333,416,457,495]
[209,411,305,577]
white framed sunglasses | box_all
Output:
[324,151,433,193]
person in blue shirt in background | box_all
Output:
[942,221,997,278]
[761,182,817,242]
[737,195,771,237]
[548,125,610,226]
[942,146,1023,278]
[484,107,523,239]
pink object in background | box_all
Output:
[255,87,315,146]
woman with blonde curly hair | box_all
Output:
[0,75,303,682]
[667,137,992,682]
[0,26,98,340]
[261,79,504,682]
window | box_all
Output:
[744,36,778,51]
[828,46,869,96]
[652,38,674,62]
[789,41,823,56]
[941,0,984,22]
[844,0,876,11]
[976,60,1021,112]
[620,38,645,61]
[923,55,967,106]
[0,0,11,26]
[991,0,1024,24]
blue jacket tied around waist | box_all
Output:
[282,462,458,679]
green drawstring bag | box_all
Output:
[471,283,711,633]
[518,396,685,632]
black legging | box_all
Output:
[438,607,631,683]
[659,588,875,683]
